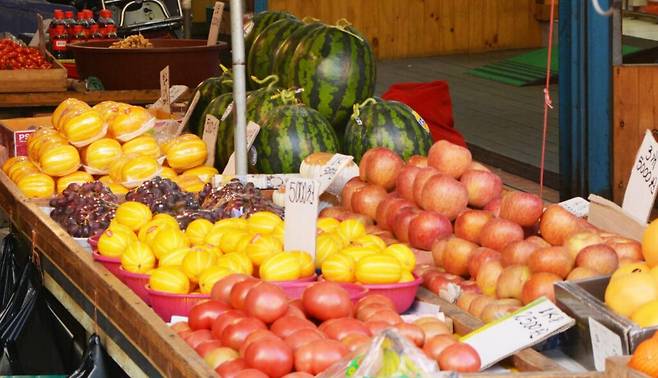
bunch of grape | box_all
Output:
[201,179,284,220]
[49,182,119,238]
[125,177,200,215]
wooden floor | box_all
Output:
[375,50,560,188]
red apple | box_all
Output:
[438,342,481,372]
[605,237,643,261]
[359,147,404,191]
[427,140,472,178]
[521,272,562,304]
[344,212,374,225]
[567,267,601,281]
[467,247,501,279]
[526,235,551,248]
[483,197,501,216]
[480,302,521,323]
[460,169,502,208]
[564,231,604,261]
[319,206,348,220]
[469,295,496,318]
[456,292,480,312]
[352,184,388,220]
[496,265,531,300]
[423,334,458,362]
[396,165,422,201]
[426,272,464,295]
[420,175,469,220]
[479,218,524,251]
[475,260,503,297]
[539,205,583,246]
[382,199,416,231]
[408,155,428,167]
[408,211,453,250]
[454,210,494,244]
[458,280,482,295]
[467,161,491,172]
[392,207,421,243]
[376,196,402,230]
[501,240,539,267]
[442,237,478,277]
[431,238,449,268]
[413,166,440,205]
[204,347,239,370]
[341,177,368,211]
[499,191,544,227]
[575,244,619,274]
[527,247,574,279]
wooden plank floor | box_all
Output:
[375,49,560,180]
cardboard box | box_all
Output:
[0,116,51,163]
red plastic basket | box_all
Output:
[361,274,423,313]
[91,250,121,277]
[117,267,150,305]
[145,285,209,322]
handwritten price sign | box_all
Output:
[316,154,353,193]
[284,178,319,259]
[623,130,658,223]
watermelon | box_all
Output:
[343,99,433,163]
[252,104,340,173]
[244,11,297,58]
[273,21,325,87]
[188,76,227,135]
[288,24,376,134]
[196,92,233,136]
[248,18,303,89]
[217,87,301,169]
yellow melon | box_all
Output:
[56,171,94,193]
[185,218,214,245]
[337,219,366,242]
[246,234,283,266]
[165,134,208,171]
[81,138,122,172]
[121,240,156,273]
[17,173,55,199]
[159,166,178,180]
[260,253,301,281]
[158,247,191,267]
[182,248,217,283]
[52,98,90,129]
[289,251,314,278]
[122,134,161,158]
[114,201,153,231]
[317,217,340,234]
[247,211,283,235]
[173,175,205,193]
[355,255,402,284]
[109,106,154,141]
[322,253,355,283]
[7,160,38,182]
[2,156,28,174]
[39,144,81,177]
[61,109,105,145]
[198,266,233,294]
[315,233,342,269]
[152,228,189,259]
[120,156,160,184]
[108,183,129,195]
[353,234,387,251]
[149,266,190,294]
[98,228,136,258]
[182,166,218,184]
[382,244,416,272]
[152,213,180,230]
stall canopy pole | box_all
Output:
[230,0,248,175]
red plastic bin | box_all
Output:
[117,267,150,305]
[146,285,209,322]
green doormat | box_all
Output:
[468,45,642,86]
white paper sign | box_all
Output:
[177,91,201,135]
[559,197,590,218]
[623,129,658,223]
[462,297,575,370]
[316,154,353,193]
[588,317,623,372]
[159,66,171,114]
[284,178,319,258]
[222,122,261,175]
[213,174,301,189]
[207,1,225,46]
[203,115,220,166]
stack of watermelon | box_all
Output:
[187,11,434,174]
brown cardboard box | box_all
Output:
[0,116,52,164]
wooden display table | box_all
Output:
[0,90,161,108]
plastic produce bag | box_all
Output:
[0,234,19,310]
[70,334,112,378]
[318,329,452,378]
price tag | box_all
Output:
[559,197,590,218]
[203,115,220,166]
[220,101,234,122]
[207,1,225,46]
[589,318,623,372]
[462,297,574,370]
[316,154,353,193]
[159,66,171,114]
[176,92,201,135]
[623,129,658,223]
[284,178,320,258]
[222,122,261,175]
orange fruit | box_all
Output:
[629,336,658,377]
[605,271,658,317]
[643,219,658,268]
[631,299,658,328]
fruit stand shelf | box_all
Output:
[0,89,162,108]
[0,171,215,377]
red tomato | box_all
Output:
[184,329,213,349]
[340,333,371,353]
[170,321,191,334]
[281,373,314,378]
[178,329,194,340]
[222,317,267,350]
[210,310,246,339]
[195,339,223,358]
[270,316,316,338]
[423,334,458,362]
[283,328,326,351]
[356,302,390,321]
[301,282,353,322]
[244,282,288,324]
[365,320,391,336]
[394,322,425,347]
[188,300,230,330]
[230,280,261,310]
[438,342,481,372]
[211,274,253,304]
[244,337,294,378]
[321,317,371,341]
[239,329,280,356]
[294,339,348,375]
[363,309,401,325]
[284,304,307,319]
[234,368,269,378]
[355,294,395,313]
[216,358,247,378]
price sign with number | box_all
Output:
[559,197,590,218]
[316,154,353,193]
[461,297,574,369]
[207,1,225,46]
[623,130,658,223]
[159,66,171,114]
[284,178,319,259]
[203,115,220,166]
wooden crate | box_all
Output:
[605,356,651,378]
[0,51,67,93]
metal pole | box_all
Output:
[230,0,248,175]
[181,0,191,39]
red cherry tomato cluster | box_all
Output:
[0,39,52,70]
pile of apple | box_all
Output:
[172,275,480,377]
[322,140,644,324]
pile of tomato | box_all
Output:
[0,39,53,70]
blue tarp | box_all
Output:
[0,0,75,35]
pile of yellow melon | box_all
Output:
[318,218,416,285]
[5,98,216,199]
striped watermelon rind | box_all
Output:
[251,104,341,173]
[273,21,325,87]
[343,99,433,163]
[289,24,376,134]
[248,18,304,89]
[244,11,298,58]
[188,76,228,135]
